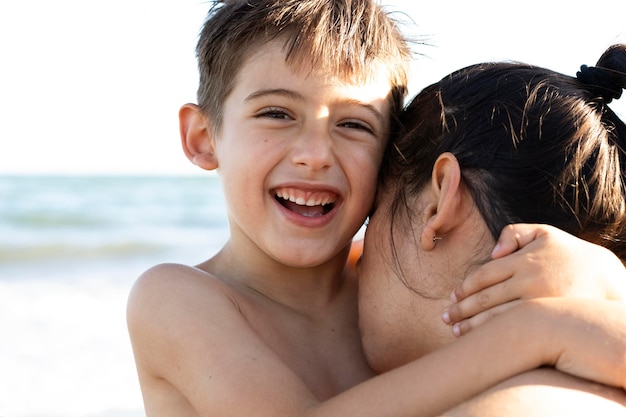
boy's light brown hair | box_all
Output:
[196,0,412,130]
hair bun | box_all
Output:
[576,64,623,103]
[576,44,626,104]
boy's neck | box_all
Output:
[196,239,354,316]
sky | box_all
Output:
[1,0,625,176]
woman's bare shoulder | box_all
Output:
[443,367,626,417]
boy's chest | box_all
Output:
[241,297,375,399]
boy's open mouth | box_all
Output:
[274,187,336,217]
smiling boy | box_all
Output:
[127,1,410,414]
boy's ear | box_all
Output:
[421,152,465,250]
[179,103,218,170]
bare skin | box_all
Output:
[446,368,626,416]
[357,153,626,416]
[128,259,371,414]
[129,266,626,417]
[128,40,626,417]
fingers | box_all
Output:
[443,278,518,325]
[448,300,523,337]
[491,223,549,259]
[451,256,515,303]
[452,223,552,303]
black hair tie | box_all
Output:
[576,64,623,103]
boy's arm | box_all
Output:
[443,224,626,331]
[128,265,626,417]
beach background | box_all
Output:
[0,175,229,417]
[1,1,625,416]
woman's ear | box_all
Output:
[179,103,218,170]
[421,152,464,250]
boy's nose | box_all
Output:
[290,129,333,171]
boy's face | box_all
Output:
[212,41,393,267]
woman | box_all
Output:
[358,44,626,414]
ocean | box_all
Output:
[0,175,229,417]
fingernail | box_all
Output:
[450,290,458,303]
[453,323,461,337]
[442,310,451,324]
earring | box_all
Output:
[433,235,443,243]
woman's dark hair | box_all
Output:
[383,44,626,259]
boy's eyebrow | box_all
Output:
[245,88,304,102]
[245,89,385,125]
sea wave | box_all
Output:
[4,212,109,227]
[0,241,167,263]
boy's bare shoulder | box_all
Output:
[130,262,228,292]
[126,261,253,367]
[126,262,257,414]
[130,262,222,297]
[127,262,240,329]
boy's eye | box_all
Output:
[339,120,375,135]
[255,108,292,120]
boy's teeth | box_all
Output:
[275,188,334,207]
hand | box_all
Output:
[442,224,626,335]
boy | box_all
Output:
[129,1,410,414]
[127,1,626,416]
